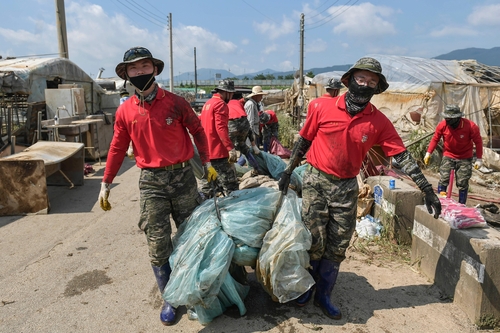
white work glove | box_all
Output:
[228,148,238,163]
[423,152,431,165]
[252,145,260,155]
[474,159,483,170]
[99,183,111,211]
[126,145,134,160]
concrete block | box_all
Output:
[366,176,423,245]
[412,205,500,325]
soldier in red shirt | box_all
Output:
[97,47,216,326]
[324,78,342,98]
[228,92,261,173]
[199,80,239,196]
[424,105,483,204]
[259,110,279,152]
[278,57,441,320]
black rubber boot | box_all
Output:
[458,189,468,205]
[152,263,176,326]
[314,259,342,320]
[296,260,320,306]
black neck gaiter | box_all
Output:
[446,118,461,129]
[345,76,376,116]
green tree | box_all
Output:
[277,75,284,80]
[243,76,249,80]
[253,73,266,80]
[265,74,275,80]
[306,71,314,78]
[284,74,294,79]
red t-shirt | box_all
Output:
[200,94,234,159]
[103,88,209,183]
[300,94,406,178]
[228,99,247,120]
[427,119,483,159]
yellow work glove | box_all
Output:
[204,162,218,182]
[228,148,238,163]
[99,182,112,211]
[474,159,483,170]
[423,152,431,165]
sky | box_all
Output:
[0,0,499,80]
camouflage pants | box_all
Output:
[138,165,202,266]
[228,117,252,156]
[262,122,279,152]
[302,166,358,263]
[199,158,239,197]
[439,156,473,191]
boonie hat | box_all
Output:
[442,105,464,118]
[341,57,389,94]
[115,46,164,80]
[247,86,268,98]
[214,79,236,93]
[325,78,342,90]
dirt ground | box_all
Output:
[0,157,499,333]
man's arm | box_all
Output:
[393,150,441,218]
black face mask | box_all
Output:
[446,118,461,129]
[128,73,156,93]
[348,77,376,104]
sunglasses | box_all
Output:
[123,47,152,62]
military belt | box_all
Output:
[307,164,352,181]
[146,161,188,171]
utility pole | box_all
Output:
[194,47,198,98]
[168,13,174,92]
[55,0,69,58]
[296,13,305,129]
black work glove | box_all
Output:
[423,187,441,219]
[278,172,291,194]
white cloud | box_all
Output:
[328,3,396,38]
[468,4,500,26]
[306,38,327,53]
[241,38,250,45]
[254,16,295,40]
[429,26,477,38]
[278,60,294,71]
[263,44,277,54]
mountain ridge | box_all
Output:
[171,47,500,81]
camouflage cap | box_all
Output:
[325,78,343,90]
[215,79,236,93]
[441,105,464,118]
[259,111,271,124]
[341,57,389,94]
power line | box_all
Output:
[241,0,279,24]
[122,0,168,24]
[307,0,360,30]
[113,0,166,28]
[307,0,341,20]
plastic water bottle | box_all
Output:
[389,179,395,189]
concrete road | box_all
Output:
[0,158,479,333]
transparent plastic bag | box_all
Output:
[218,187,280,248]
[165,200,234,308]
[256,190,314,303]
